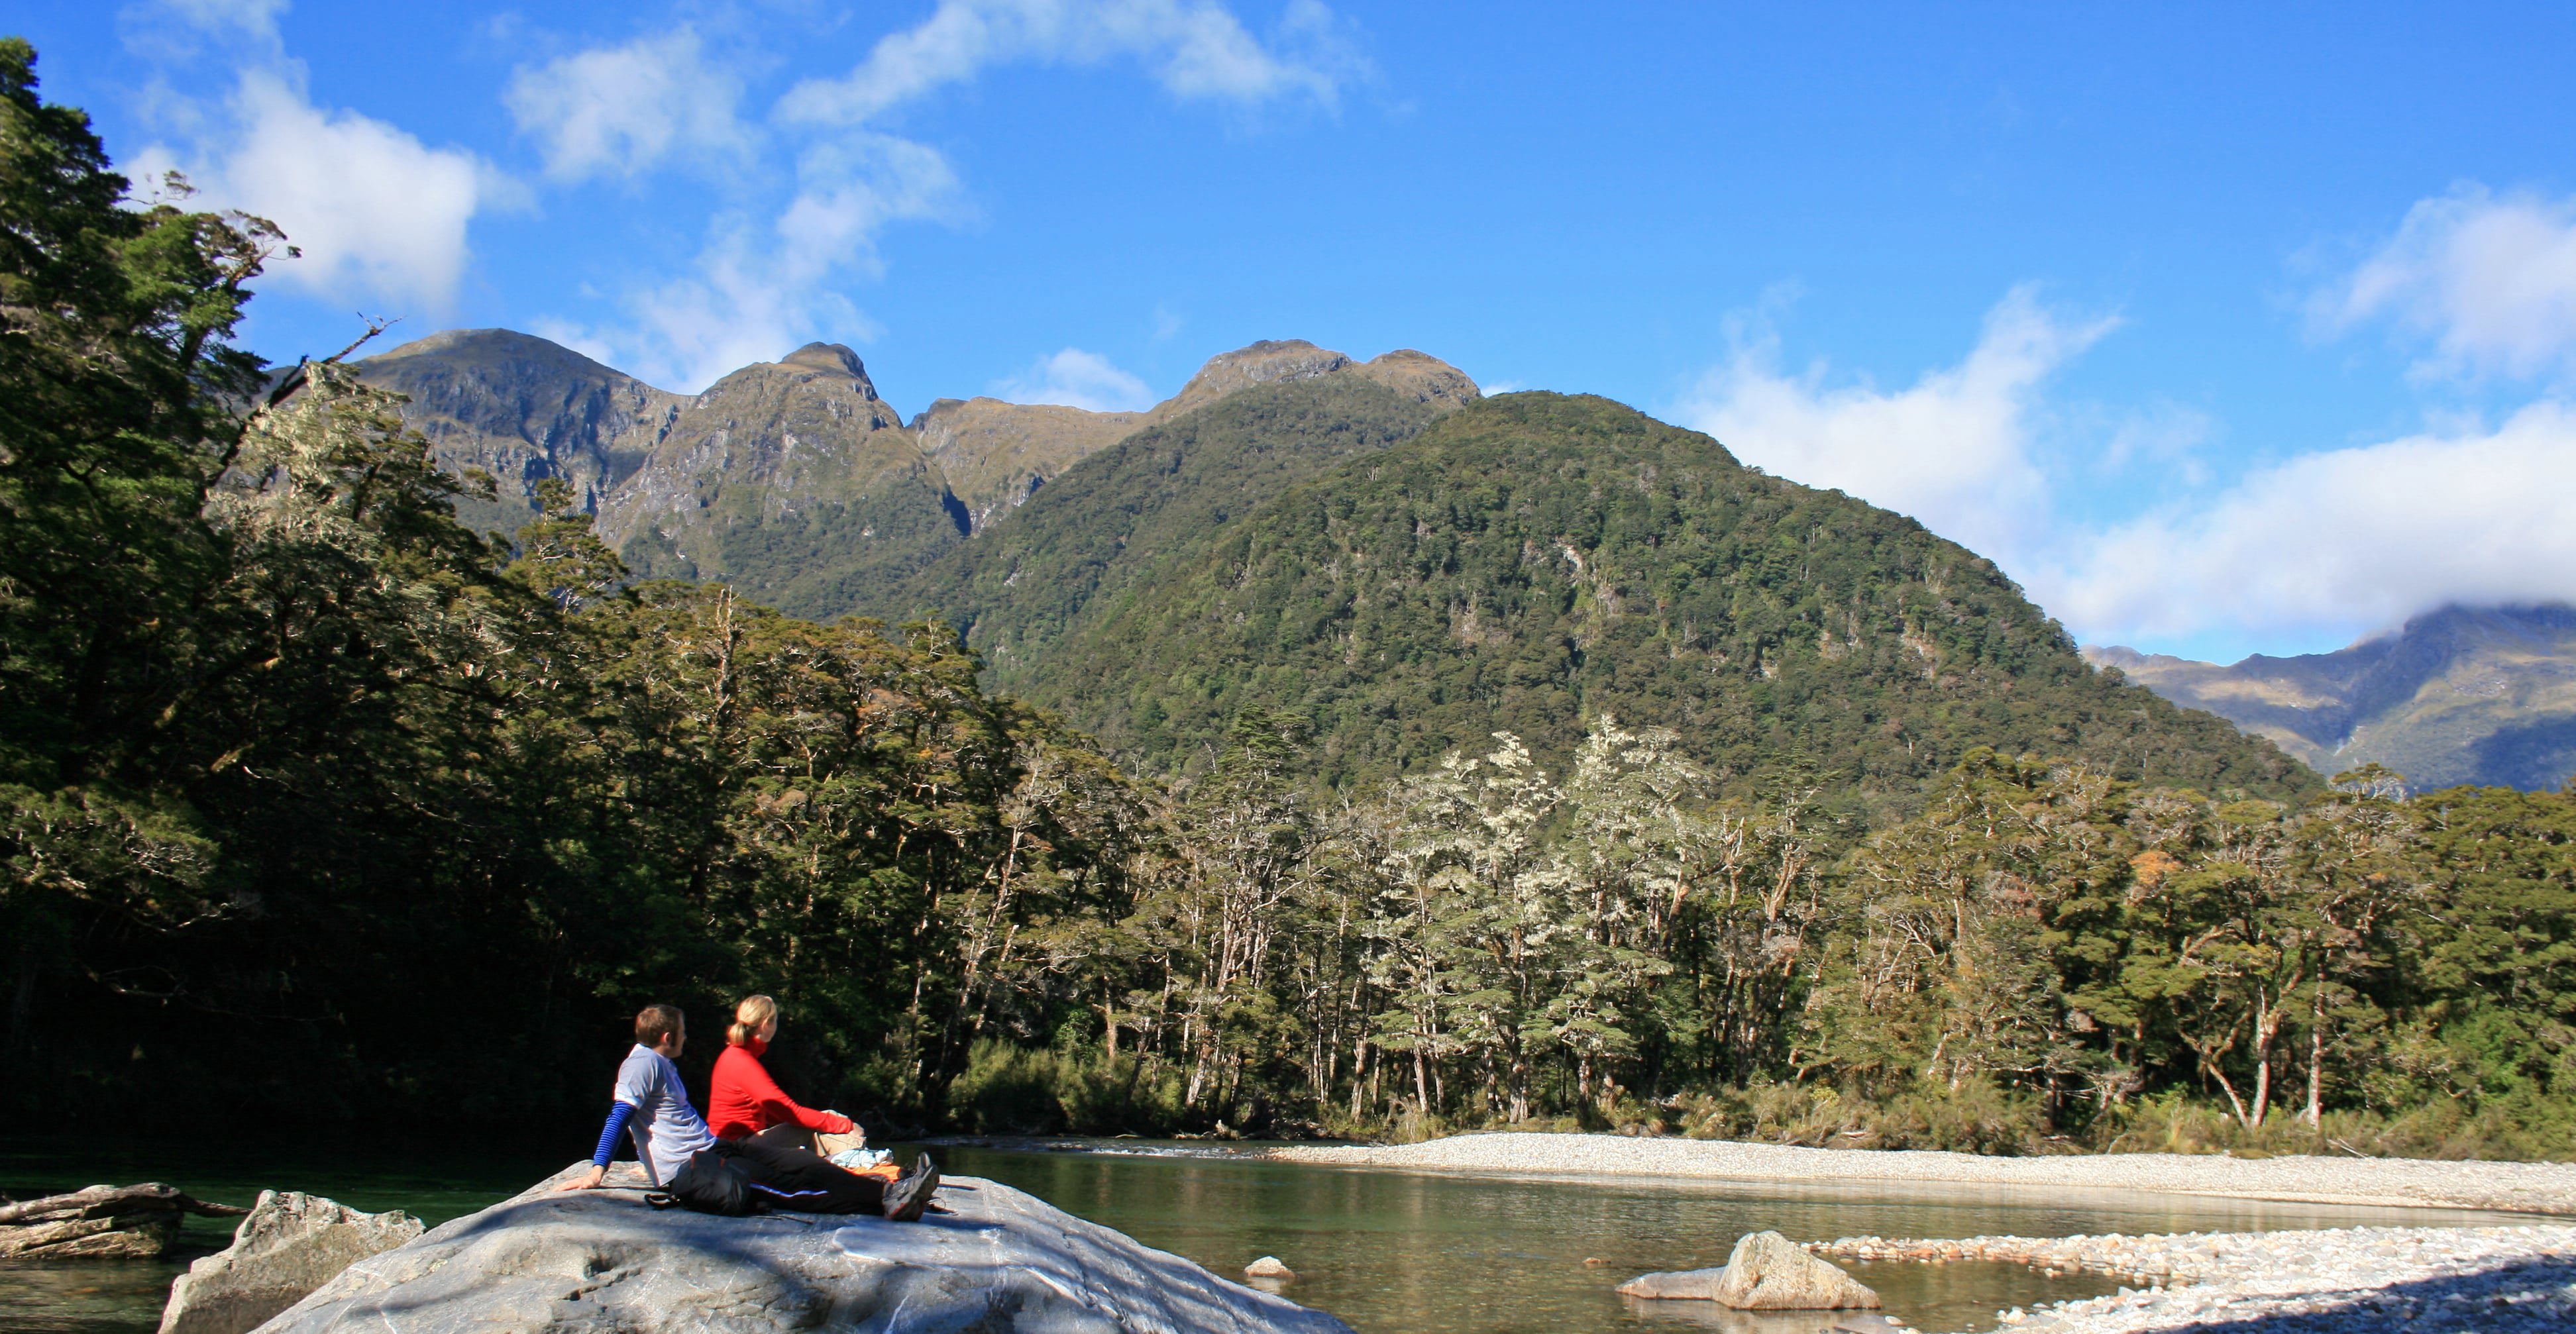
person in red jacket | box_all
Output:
[708,994,858,1150]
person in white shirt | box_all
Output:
[559,1003,714,1190]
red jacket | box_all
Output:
[708,1039,854,1141]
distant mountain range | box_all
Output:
[357,331,1474,622]
[358,327,2312,800]
[2087,604,2576,793]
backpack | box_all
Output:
[647,1150,766,1217]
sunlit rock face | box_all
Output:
[260,1163,1356,1334]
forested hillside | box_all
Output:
[958,391,2310,802]
[5,44,2567,1159]
[887,374,1448,676]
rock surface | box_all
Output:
[261,1162,1352,1334]
[1244,1255,1296,1278]
[159,1192,422,1334]
[1620,1230,1882,1309]
[913,396,1148,533]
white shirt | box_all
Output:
[614,1044,716,1187]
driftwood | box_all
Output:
[0,1184,249,1260]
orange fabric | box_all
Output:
[708,1039,855,1141]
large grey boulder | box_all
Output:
[1619,1231,1882,1309]
[260,1161,1352,1334]
[159,1191,422,1334]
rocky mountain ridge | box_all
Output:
[2087,603,2576,792]
[356,332,1478,621]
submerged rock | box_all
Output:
[159,1191,422,1334]
[261,1162,1353,1333]
[1619,1230,1882,1310]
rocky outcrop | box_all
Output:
[0,1184,246,1260]
[914,397,1148,533]
[1155,340,1360,420]
[159,1192,421,1334]
[598,341,952,613]
[1619,1230,1882,1309]
[260,1162,1352,1334]
[1352,349,1481,411]
[356,329,678,535]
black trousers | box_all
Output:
[712,1128,885,1213]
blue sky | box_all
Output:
[16,1,2576,663]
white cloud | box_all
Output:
[1674,286,2116,560]
[2318,185,2576,381]
[123,0,287,60]
[556,134,961,391]
[2044,401,2576,644]
[777,0,1349,126]
[1677,282,2576,655]
[143,68,490,311]
[994,348,1155,411]
[158,0,286,40]
[505,29,752,182]
[547,1,1342,391]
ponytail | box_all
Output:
[727,994,778,1047]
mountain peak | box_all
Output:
[1161,340,1354,419]
[1354,348,1481,411]
[778,342,873,380]
[1159,340,1479,421]
[366,328,639,384]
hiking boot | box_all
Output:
[881,1153,940,1222]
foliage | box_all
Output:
[887,374,1444,684]
[922,388,2314,801]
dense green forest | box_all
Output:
[891,373,1446,688]
[4,44,2569,1157]
[897,382,2312,807]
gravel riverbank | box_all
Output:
[1809,1225,2576,1332]
[1266,1133,2576,1215]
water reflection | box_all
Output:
[938,1144,2530,1334]
[1616,1301,1847,1333]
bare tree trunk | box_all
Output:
[2304,986,2326,1128]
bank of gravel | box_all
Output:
[1267,1133,2576,1215]
[1808,1225,2576,1333]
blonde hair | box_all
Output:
[727,994,778,1047]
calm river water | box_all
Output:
[0,1135,2532,1334]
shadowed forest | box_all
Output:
[5,43,2571,1159]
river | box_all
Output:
[0,1136,2536,1333]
